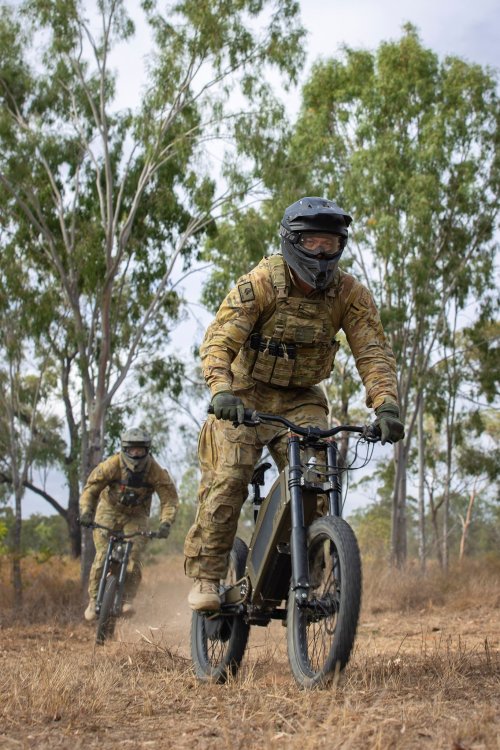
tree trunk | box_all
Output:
[429,489,444,568]
[417,397,426,572]
[79,404,105,587]
[12,486,23,610]
[66,480,82,558]
[441,426,453,572]
[459,486,476,562]
[391,440,407,568]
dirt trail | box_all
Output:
[1,557,499,749]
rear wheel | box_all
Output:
[191,537,250,683]
[287,516,362,688]
[96,575,118,645]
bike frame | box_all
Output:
[226,411,377,616]
[92,524,158,616]
[95,535,134,616]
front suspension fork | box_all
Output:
[288,435,309,606]
[114,541,132,613]
[95,537,133,615]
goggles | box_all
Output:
[123,445,148,458]
[298,232,343,256]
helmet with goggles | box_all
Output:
[280,197,352,290]
[120,427,151,472]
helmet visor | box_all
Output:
[298,232,343,256]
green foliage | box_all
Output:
[0,0,305,573]
[200,24,499,564]
[349,499,391,562]
[0,508,70,557]
[201,207,277,311]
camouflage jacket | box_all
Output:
[200,254,398,409]
[79,454,178,524]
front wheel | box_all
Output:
[287,516,362,688]
[96,575,118,645]
[191,537,250,683]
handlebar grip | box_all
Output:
[207,403,256,425]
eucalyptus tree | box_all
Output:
[0,0,304,470]
[203,25,499,566]
[0,0,304,569]
[0,238,65,604]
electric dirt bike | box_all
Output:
[90,523,160,645]
[190,409,380,688]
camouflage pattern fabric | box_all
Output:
[80,453,178,602]
[80,454,178,523]
[200,254,398,409]
[185,253,399,581]
[184,385,328,580]
[88,502,148,601]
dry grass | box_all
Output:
[0,555,82,626]
[1,555,499,749]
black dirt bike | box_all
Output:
[191,409,380,688]
[90,523,160,645]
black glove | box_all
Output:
[79,511,94,528]
[157,522,171,539]
[211,391,245,423]
[374,402,405,445]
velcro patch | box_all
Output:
[238,281,255,303]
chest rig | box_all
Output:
[112,467,154,508]
[237,255,340,388]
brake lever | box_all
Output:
[363,424,381,442]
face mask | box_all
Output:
[121,450,149,474]
[281,237,343,290]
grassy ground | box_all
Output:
[1,554,499,749]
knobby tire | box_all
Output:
[287,516,362,689]
[191,537,250,683]
[96,575,118,646]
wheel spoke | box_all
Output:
[298,533,341,672]
[191,537,250,683]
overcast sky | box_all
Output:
[302,0,500,71]
[20,0,499,516]
[111,0,500,111]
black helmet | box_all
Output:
[280,197,352,290]
[120,427,151,472]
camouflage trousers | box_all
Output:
[184,381,328,580]
[88,499,149,602]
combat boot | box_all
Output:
[188,578,221,611]
[84,600,97,622]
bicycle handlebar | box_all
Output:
[85,522,161,539]
[208,405,380,442]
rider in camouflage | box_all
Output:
[184,197,404,611]
[79,427,178,621]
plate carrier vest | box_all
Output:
[235,255,341,388]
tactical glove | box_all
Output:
[374,402,405,445]
[157,522,171,539]
[79,511,94,528]
[211,391,245,424]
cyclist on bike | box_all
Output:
[184,196,405,612]
[79,427,178,621]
